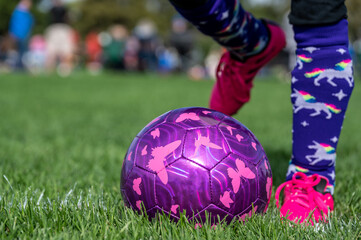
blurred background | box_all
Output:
[0,0,361,79]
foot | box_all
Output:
[275,172,334,225]
[209,21,286,116]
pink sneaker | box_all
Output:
[275,172,334,225]
[209,21,286,116]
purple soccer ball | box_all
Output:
[120,107,272,223]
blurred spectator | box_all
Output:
[0,36,6,65]
[102,25,128,70]
[85,31,103,74]
[8,0,34,70]
[205,46,222,80]
[23,35,46,74]
[0,35,15,71]
[49,0,68,24]
[187,64,207,81]
[45,0,75,76]
[133,19,159,72]
[157,46,179,73]
[124,36,141,71]
[169,16,197,72]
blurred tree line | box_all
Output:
[72,0,288,37]
[0,1,19,35]
[0,0,360,40]
[73,0,177,36]
[0,0,47,36]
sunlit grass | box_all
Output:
[0,72,360,239]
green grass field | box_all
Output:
[0,72,360,239]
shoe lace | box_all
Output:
[275,172,329,215]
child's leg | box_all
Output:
[276,0,353,224]
[169,0,286,115]
[288,0,353,194]
[169,0,269,59]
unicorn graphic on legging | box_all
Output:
[291,89,341,119]
[297,54,313,70]
[305,59,353,87]
[286,163,309,177]
[305,141,336,166]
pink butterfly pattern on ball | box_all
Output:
[220,191,234,208]
[133,177,142,195]
[226,126,236,135]
[151,128,160,139]
[195,133,222,150]
[227,159,256,193]
[136,200,142,210]
[127,151,132,161]
[266,177,272,200]
[236,134,244,142]
[141,145,148,156]
[171,204,180,214]
[147,140,182,184]
[176,113,200,122]
[251,142,257,151]
[202,111,212,115]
